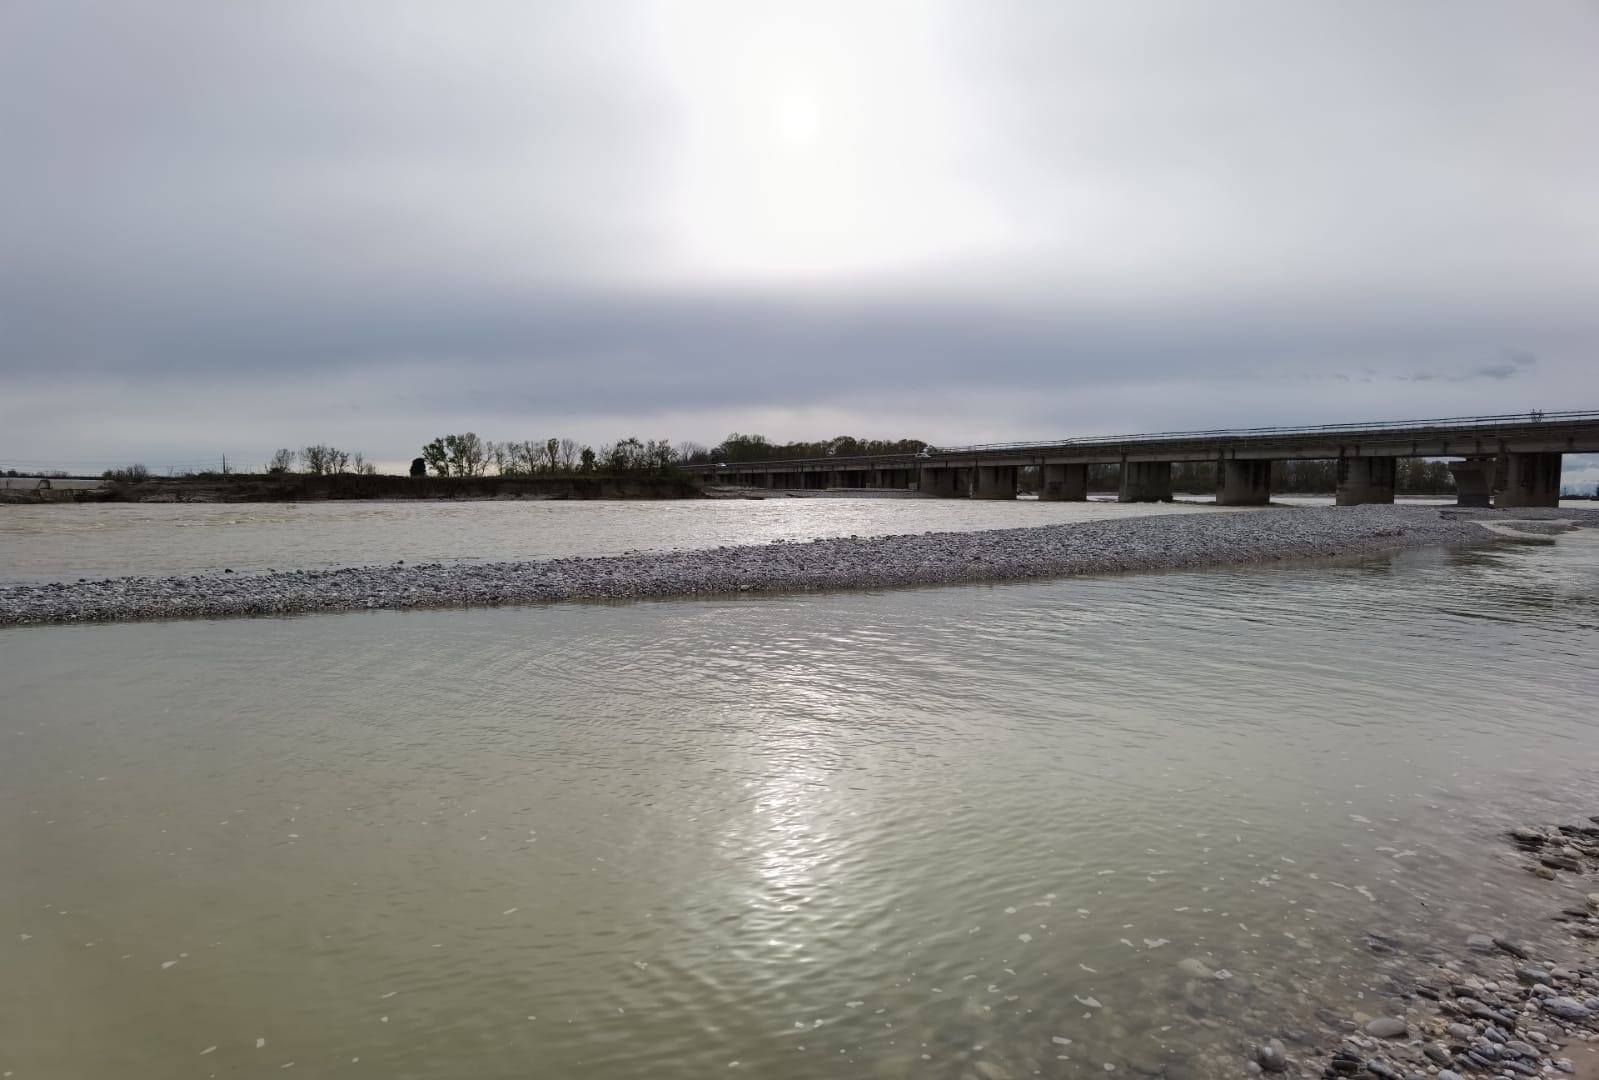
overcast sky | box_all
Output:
[3,1,1597,481]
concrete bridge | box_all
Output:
[684,411,1599,508]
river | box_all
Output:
[0,496,1256,583]
[1,502,1596,1079]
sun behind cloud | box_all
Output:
[776,90,819,145]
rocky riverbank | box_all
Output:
[0,504,1591,626]
[1248,820,1599,1080]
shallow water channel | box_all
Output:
[0,496,1254,583]
[2,527,1597,1079]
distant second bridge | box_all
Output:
[682,411,1599,508]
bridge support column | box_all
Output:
[1447,458,1495,508]
[1496,452,1561,508]
[1040,463,1088,501]
[1119,461,1172,503]
[1335,456,1395,505]
[1217,459,1271,506]
[974,465,1018,500]
[918,466,968,498]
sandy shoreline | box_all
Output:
[1,504,1591,627]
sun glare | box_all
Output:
[777,92,819,145]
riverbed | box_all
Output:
[2,510,1597,1079]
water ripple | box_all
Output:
[1,530,1596,1078]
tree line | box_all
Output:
[409,431,928,476]
[78,431,931,481]
[415,434,679,477]
[693,433,930,463]
[264,446,380,475]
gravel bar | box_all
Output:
[1249,817,1599,1080]
[1,504,1591,626]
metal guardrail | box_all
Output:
[690,410,1599,470]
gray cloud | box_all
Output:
[3,1,1597,469]
[1400,351,1541,383]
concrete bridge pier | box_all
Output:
[1039,463,1088,501]
[1446,458,1496,507]
[974,465,1018,499]
[1217,459,1271,506]
[1335,456,1396,505]
[1496,452,1562,508]
[1119,461,1172,503]
[918,466,968,498]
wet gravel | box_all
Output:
[1250,819,1599,1080]
[0,504,1590,626]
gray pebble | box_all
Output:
[1543,999,1591,1021]
[1493,938,1531,960]
[1256,1041,1288,1073]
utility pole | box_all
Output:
[222,453,228,476]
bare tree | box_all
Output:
[645,439,675,471]
[444,432,487,476]
[605,437,644,472]
[103,464,150,482]
[301,445,351,475]
[301,445,333,475]
[486,440,509,476]
[558,437,579,472]
[267,448,296,474]
[506,439,540,475]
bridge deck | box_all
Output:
[687,411,1599,473]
